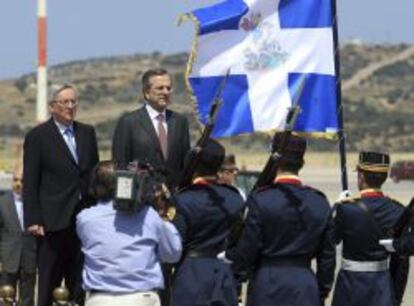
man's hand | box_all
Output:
[27,224,45,237]
[379,239,396,253]
[336,190,352,202]
[154,183,172,218]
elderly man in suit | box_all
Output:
[112,68,190,189]
[0,163,36,306]
[23,84,99,306]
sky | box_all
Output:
[0,0,413,80]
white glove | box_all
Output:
[217,251,233,264]
[379,239,396,253]
[336,190,352,202]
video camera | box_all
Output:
[114,161,171,213]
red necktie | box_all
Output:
[157,114,168,159]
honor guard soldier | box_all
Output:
[225,134,336,306]
[332,151,409,306]
[170,139,245,306]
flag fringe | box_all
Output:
[214,129,339,141]
[178,13,204,133]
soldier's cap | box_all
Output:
[271,133,307,163]
[356,151,390,173]
[220,154,239,171]
[200,138,225,169]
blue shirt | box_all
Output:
[76,201,182,292]
[54,119,74,141]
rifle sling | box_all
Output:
[355,200,386,239]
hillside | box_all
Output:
[0,43,413,156]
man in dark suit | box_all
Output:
[112,68,190,189]
[112,68,190,306]
[0,164,36,306]
[23,84,99,306]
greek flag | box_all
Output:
[185,0,339,138]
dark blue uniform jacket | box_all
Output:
[170,183,245,306]
[395,228,414,256]
[394,203,414,256]
[226,180,335,306]
[332,192,409,306]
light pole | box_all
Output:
[37,0,48,122]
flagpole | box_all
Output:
[331,0,348,191]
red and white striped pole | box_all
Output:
[37,0,48,122]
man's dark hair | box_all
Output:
[142,68,169,92]
[89,160,117,202]
[194,139,225,177]
[279,160,304,174]
[197,161,224,177]
[272,133,306,174]
[360,170,387,188]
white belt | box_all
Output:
[86,290,160,306]
[341,258,389,272]
[87,290,158,297]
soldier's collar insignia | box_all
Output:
[360,189,384,198]
[274,175,302,185]
[338,196,360,204]
[192,176,216,185]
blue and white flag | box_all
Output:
[185,0,339,138]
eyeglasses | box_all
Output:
[222,168,239,175]
[55,99,78,107]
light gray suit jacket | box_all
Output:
[0,191,36,273]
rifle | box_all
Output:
[391,197,414,238]
[252,78,306,191]
[178,70,230,189]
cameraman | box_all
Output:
[76,161,182,306]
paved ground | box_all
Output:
[301,166,413,204]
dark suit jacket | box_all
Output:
[23,118,99,232]
[0,191,36,273]
[112,106,190,187]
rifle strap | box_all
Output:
[355,200,386,239]
[277,184,306,231]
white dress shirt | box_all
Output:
[145,104,168,135]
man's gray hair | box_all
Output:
[48,83,79,104]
